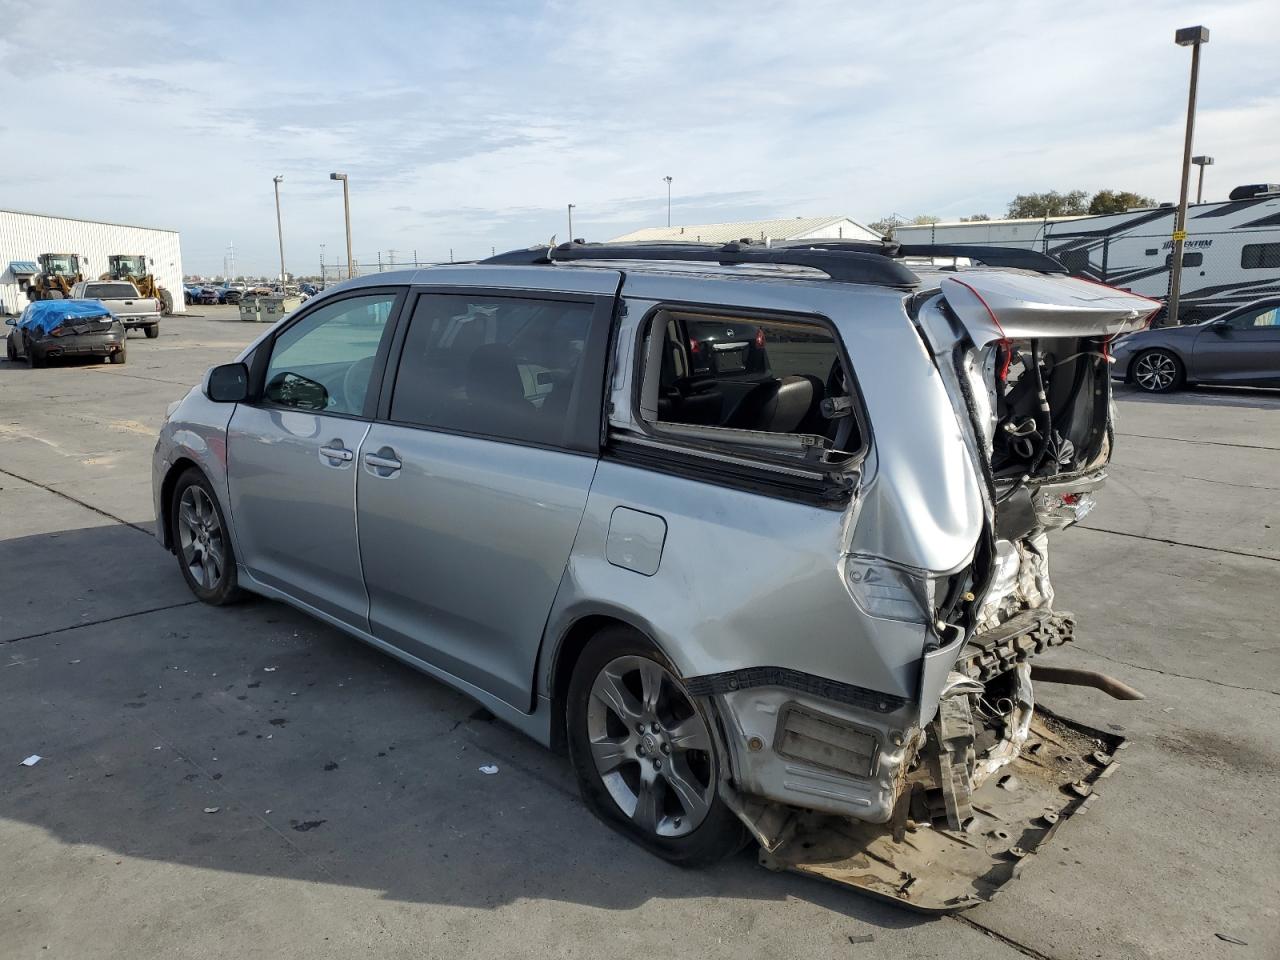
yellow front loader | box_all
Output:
[100,255,173,315]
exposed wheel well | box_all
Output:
[548,614,653,755]
[159,457,201,551]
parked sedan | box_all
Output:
[6,299,126,367]
[1112,297,1280,392]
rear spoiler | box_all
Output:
[939,271,1162,346]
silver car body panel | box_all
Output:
[154,258,1138,827]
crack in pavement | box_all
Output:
[951,915,1058,960]
[0,465,152,536]
[1072,644,1280,699]
[1076,524,1279,563]
[3,600,200,645]
[1117,431,1280,452]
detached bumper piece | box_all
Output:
[759,710,1124,913]
[960,609,1074,682]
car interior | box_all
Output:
[640,310,861,461]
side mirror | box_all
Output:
[207,362,249,402]
[1210,320,1231,334]
[4,317,15,326]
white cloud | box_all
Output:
[0,0,1275,273]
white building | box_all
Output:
[1,210,185,315]
[611,215,881,245]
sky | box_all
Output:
[1,0,1277,276]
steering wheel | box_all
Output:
[342,355,376,412]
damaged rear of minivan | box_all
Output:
[575,257,1159,911]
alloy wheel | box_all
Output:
[177,485,226,590]
[1134,352,1178,392]
[586,655,717,838]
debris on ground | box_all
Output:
[479,764,499,775]
[20,755,42,766]
[290,819,326,832]
[263,667,278,672]
[203,807,220,814]
[847,933,875,944]
[1214,933,1248,946]
[323,761,338,771]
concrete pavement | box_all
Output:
[2,314,1277,958]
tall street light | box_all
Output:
[319,242,326,288]
[272,175,286,283]
[1192,155,1214,203]
[1167,25,1209,327]
[567,203,576,242]
[663,176,673,227]
[330,172,354,279]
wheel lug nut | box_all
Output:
[637,744,647,756]
[650,722,661,733]
[652,758,662,770]
[661,743,671,755]
[636,723,646,735]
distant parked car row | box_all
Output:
[183,282,309,306]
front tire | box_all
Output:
[5,335,15,361]
[171,469,244,605]
[566,627,747,867]
[1131,348,1184,393]
[109,345,127,364]
[145,323,159,339]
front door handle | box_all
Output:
[319,441,354,465]
[363,447,402,476]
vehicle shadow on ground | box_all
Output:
[0,524,932,929]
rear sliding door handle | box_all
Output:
[363,448,402,475]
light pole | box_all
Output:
[272,175,286,283]
[329,172,354,279]
[1192,155,1214,203]
[1167,25,1209,326]
[567,203,575,242]
[663,176,673,227]
[319,243,325,288]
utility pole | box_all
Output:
[272,176,286,282]
[320,243,325,287]
[329,172,354,278]
[1192,155,1214,203]
[1167,26,1209,326]
[663,176,673,227]
[567,203,575,241]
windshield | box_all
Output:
[43,255,79,275]
[113,257,146,276]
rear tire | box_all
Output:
[5,336,15,361]
[1131,348,1184,393]
[26,339,45,368]
[145,323,159,339]
[566,626,748,867]
[170,468,245,605]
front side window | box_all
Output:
[262,293,395,415]
[1241,243,1280,270]
[390,293,594,446]
[1229,304,1280,329]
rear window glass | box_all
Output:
[640,310,860,459]
[83,283,137,299]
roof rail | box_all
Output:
[481,238,1067,286]
[483,241,921,287]
[786,240,1068,274]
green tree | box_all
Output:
[960,214,991,222]
[1007,190,1090,219]
[910,214,941,225]
[1087,189,1157,214]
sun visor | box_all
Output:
[940,271,1161,346]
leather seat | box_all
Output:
[724,376,817,433]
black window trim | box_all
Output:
[372,283,619,456]
[246,285,410,422]
[612,298,871,504]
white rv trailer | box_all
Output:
[892,186,1280,322]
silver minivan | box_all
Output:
[153,241,1157,910]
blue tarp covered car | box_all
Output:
[6,299,126,367]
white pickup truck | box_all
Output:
[69,280,162,338]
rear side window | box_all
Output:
[390,293,594,447]
[1241,243,1280,269]
[638,310,860,461]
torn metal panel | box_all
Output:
[760,711,1125,912]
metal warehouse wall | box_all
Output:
[0,210,186,314]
